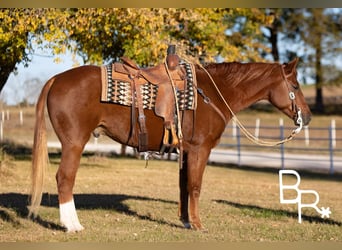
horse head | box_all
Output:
[268,58,312,127]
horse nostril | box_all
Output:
[303,114,312,125]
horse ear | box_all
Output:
[283,58,299,75]
[288,57,299,68]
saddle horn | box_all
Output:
[166,44,179,70]
[167,44,176,55]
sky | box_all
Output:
[0,49,84,105]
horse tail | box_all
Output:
[28,78,55,217]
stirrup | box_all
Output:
[162,124,179,148]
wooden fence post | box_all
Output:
[236,126,241,166]
[331,119,336,149]
[329,124,334,175]
[255,118,260,139]
[0,121,3,141]
[279,118,285,170]
[20,110,23,126]
[304,126,310,146]
[232,120,237,140]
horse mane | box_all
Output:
[204,62,280,88]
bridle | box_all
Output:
[194,61,304,146]
[280,65,303,134]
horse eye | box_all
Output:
[292,84,299,90]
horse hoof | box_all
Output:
[193,226,208,233]
[183,222,192,229]
[191,223,208,232]
[64,223,84,233]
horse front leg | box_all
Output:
[186,148,210,231]
[56,143,84,232]
[179,152,191,229]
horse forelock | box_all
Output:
[204,62,280,88]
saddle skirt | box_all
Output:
[100,59,197,112]
[100,57,197,152]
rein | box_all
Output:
[191,60,303,147]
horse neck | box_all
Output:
[208,62,280,114]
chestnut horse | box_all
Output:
[29,58,311,232]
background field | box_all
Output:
[1,154,342,242]
[1,84,342,242]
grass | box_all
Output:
[1,155,341,242]
[0,91,342,242]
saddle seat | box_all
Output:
[117,56,185,88]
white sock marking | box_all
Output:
[59,199,84,232]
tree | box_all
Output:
[262,8,301,62]
[62,8,271,65]
[0,9,34,92]
[0,8,68,92]
[263,8,342,113]
[0,8,272,93]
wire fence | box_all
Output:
[217,119,342,175]
[1,108,342,174]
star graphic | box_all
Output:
[319,207,331,219]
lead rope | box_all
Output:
[181,57,303,147]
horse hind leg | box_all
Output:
[56,143,84,232]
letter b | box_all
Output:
[279,170,301,204]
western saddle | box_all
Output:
[110,45,188,152]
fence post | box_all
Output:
[0,121,3,141]
[255,118,260,139]
[329,125,334,175]
[304,126,310,146]
[331,119,336,148]
[236,126,241,166]
[279,118,285,170]
[19,110,23,126]
[232,120,237,140]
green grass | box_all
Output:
[1,156,341,242]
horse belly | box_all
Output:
[100,108,165,151]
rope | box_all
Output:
[164,61,183,141]
[164,60,184,168]
[180,56,302,147]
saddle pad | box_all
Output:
[100,60,197,111]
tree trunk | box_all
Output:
[269,23,280,62]
[0,59,17,93]
[265,10,280,62]
[313,11,325,113]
